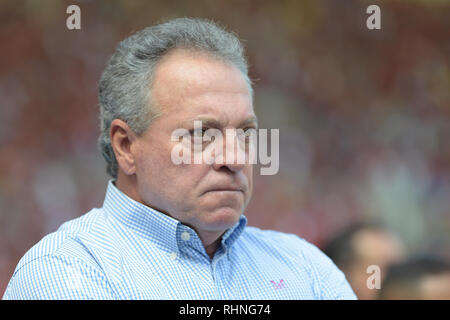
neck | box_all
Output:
[204,236,222,260]
[115,172,224,260]
[115,172,142,203]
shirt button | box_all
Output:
[181,231,191,241]
[169,252,177,260]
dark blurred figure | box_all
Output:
[323,223,405,300]
[378,255,450,300]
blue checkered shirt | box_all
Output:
[3,180,356,300]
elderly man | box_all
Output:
[3,18,356,299]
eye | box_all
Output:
[241,127,257,138]
[244,127,256,134]
[236,128,256,148]
[189,128,208,137]
[189,128,214,148]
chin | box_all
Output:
[200,206,242,231]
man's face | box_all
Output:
[132,49,256,238]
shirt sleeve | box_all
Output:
[300,239,357,300]
[2,254,117,300]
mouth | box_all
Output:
[207,189,243,193]
[203,186,245,195]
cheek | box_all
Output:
[133,138,174,192]
[173,164,209,188]
[135,144,163,176]
[245,166,253,187]
[242,166,253,204]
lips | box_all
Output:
[203,185,245,195]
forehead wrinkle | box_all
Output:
[181,113,257,130]
[151,50,250,108]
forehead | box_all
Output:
[151,49,254,125]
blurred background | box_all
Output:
[0,0,449,299]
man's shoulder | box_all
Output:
[3,208,121,299]
[241,225,318,255]
[239,225,340,272]
[14,208,109,273]
[239,226,357,299]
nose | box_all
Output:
[212,131,247,173]
[213,159,245,173]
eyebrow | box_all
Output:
[239,115,259,128]
[181,115,258,129]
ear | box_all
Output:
[110,119,138,176]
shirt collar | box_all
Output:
[102,180,247,255]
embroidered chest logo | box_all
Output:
[270,279,285,289]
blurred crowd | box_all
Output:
[0,0,449,298]
[323,224,450,299]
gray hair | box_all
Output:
[98,17,252,178]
